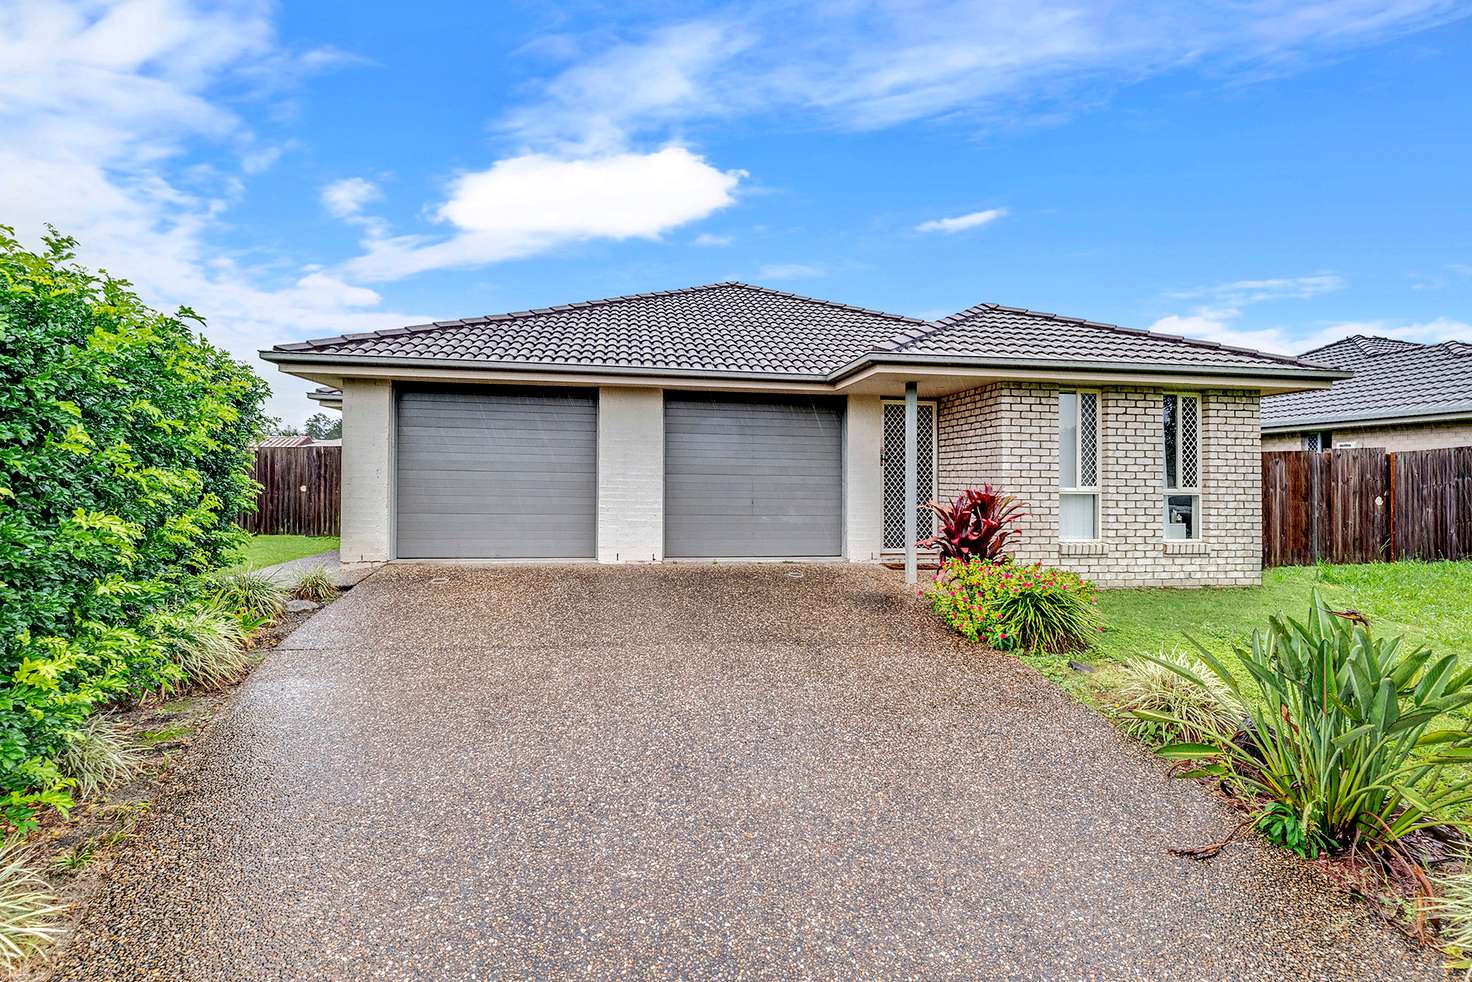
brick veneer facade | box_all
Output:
[937,382,1262,588]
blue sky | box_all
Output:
[4,0,1471,422]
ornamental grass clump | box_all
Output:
[1428,864,1472,973]
[149,602,253,691]
[1110,649,1240,747]
[1139,592,1472,859]
[0,838,65,967]
[291,568,338,603]
[55,714,144,801]
[925,558,1101,654]
[211,569,286,622]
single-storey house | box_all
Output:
[1262,336,1472,452]
[263,282,1340,587]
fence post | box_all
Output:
[1309,451,1321,564]
[1386,451,1397,562]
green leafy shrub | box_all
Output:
[211,569,286,622]
[0,838,65,966]
[1109,649,1239,746]
[292,568,337,603]
[56,714,143,800]
[925,558,1101,653]
[151,602,253,692]
[1141,592,1472,856]
[0,227,267,829]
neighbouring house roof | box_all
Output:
[308,386,343,408]
[1261,336,1472,431]
[256,434,316,448]
[878,302,1323,372]
[263,281,1341,384]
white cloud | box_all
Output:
[0,1,422,424]
[694,232,732,247]
[321,177,381,219]
[756,262,825,280]
[341,148,743,282]
[1165,273,1346,304]
[915,208,1008,234]
[505,2,1468,148]
[1150,272,1356,354]
[1149,307,1472,357]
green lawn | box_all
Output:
[1024,560,1472,697]
[228,534,339,571]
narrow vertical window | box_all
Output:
[1163,393,1201,540]
[1059,391,1100,540]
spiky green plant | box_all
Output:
[210,569,286,622]
[55,714,144,800]
[291,568,337,603]
[1139,591,1472,855]
[1110,649,1240,747]
[152,602,253,691]
[0,839,65,966]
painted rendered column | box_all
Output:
[597,386,664,563]
[339,378,395,564]
[904,380,918,584]
[842,394,884,561]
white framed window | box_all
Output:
[1059,390,1100,540]
[1162,393,1201,540]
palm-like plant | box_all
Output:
[1139,592,1472,855]
[918,486,1025,562]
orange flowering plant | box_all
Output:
[924,558,1101,653]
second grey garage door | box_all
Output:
[665,394,844,557]
[396,387,596,559]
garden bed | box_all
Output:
[10,590,340,980]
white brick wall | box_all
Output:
[340,378,395,563]
[597,386,665,563]
[844,394,885,561]
[938,382,1262,587]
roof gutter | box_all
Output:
[263,347,1349,388]
[260,349,835,385]
[828,351,1350,384]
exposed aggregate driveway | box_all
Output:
[56,564,1438,980]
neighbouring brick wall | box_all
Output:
[938,382,1262,588]
[1262,419,1472,453]
[1261,432,1302,451]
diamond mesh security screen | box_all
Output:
[882,402,936,550]
[1180,395,1199,487]
[1079,392,1098,487]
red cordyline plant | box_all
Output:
[917,486,1026,562]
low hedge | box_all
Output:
[0,227,267,827]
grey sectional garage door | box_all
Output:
[665,395,843,558]
[395,388,596,559]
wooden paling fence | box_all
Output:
[240,445,342,536]
[1262,447,1472,567]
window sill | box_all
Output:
[1059,541,1107,556]
[1162,540,1210,556]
